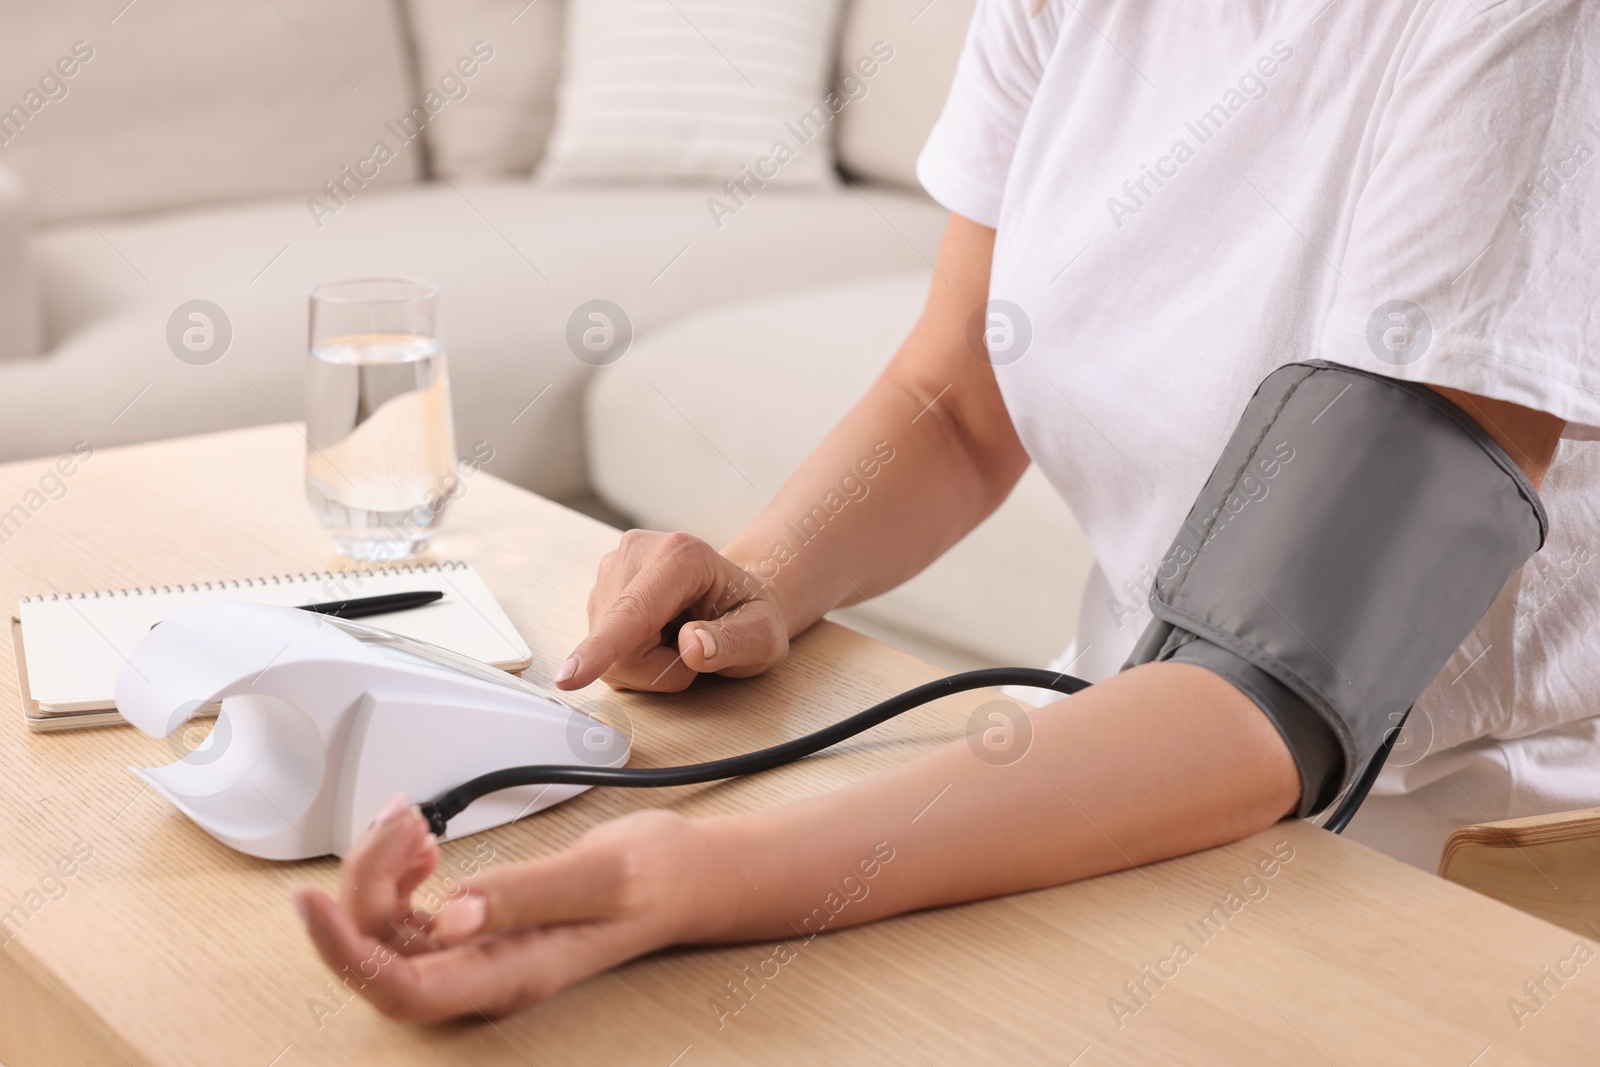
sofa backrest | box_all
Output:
[0,0,970,221]
[834,0,975,191]
[0,0,419,225]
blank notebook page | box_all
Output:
[18,560,533,714]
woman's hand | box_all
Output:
[292,796,739,1023]
[555,530,792,693]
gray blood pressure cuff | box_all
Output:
[1123,361,1547,817]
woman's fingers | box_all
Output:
[296,885,471,1021]
[293,883,660,1023]
[561,529,789,692]
[341,798,439,947]
[295,885,399,987]
[677,598,788,678]
[293,811,713,1022]
[597,598,787,691]
[430,845,631,945]
[558,536,717,690]
[599,641,699,693]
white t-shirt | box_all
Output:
[917,0,1600,869]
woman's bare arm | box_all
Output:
[293,662,1299,1021]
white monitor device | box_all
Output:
[115,601,627,859]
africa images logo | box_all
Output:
[1365,299,1432,366]
[166,300,233,366]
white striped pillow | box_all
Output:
[537,0,845,187]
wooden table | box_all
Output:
[0,425,1593,1066]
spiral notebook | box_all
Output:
[13,560,534,732]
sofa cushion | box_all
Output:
[538,0,845,187]
[7,182,947,500]
[585,271,1092,667]
[406,0,565,178]
[834,0,975,191]
[0,0,418,225]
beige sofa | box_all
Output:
[0,0,1093,669]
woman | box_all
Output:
[294,0,1597,1020]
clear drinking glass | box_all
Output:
[305,278,457,561]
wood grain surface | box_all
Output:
[1441,808,1600,938]
[0,425,1594,1066]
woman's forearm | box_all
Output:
[721,216,1028,635]
[720,375,1011,636]
[691,662,1301,942]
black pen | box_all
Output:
[297,591,444,619]
[149,590,444,630]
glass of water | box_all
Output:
[305,278,457,561]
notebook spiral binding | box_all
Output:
[19,560,467,604]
